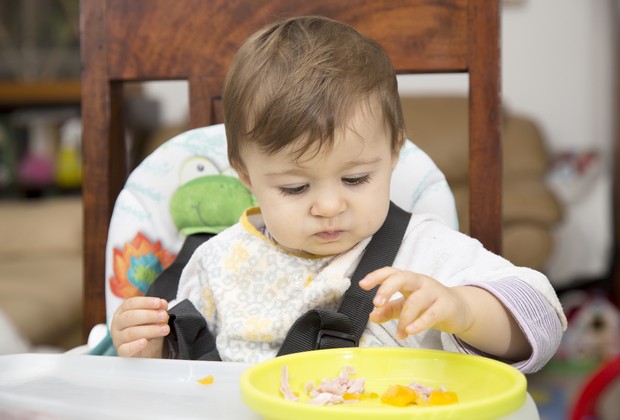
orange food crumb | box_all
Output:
[343,392,379,401]
[197,375,214,385]
[380,384,419,407]
[428,390,458,405]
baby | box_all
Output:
[111,15,566,373]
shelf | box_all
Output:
[0,81,81,107]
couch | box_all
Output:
[0,96,561,352]
[400,96,562,270]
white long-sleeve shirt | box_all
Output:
[174,207,566,372]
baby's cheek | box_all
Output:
[265,215,302,245]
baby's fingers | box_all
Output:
[369,297,404,324]
[398,286,445,336]
[118,323,169,348]
[116,338,149,358]
[114,308,169,331]
[359,267,398,291]
[365,269,423,308]
[119,297,167,312]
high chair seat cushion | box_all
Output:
[104,123,457,325]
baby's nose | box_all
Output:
[310,191,346,217]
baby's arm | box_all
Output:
[359,267,531,361]
[110,297,170,358]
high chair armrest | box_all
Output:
[64,323,109,355]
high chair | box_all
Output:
[80,0,501,339]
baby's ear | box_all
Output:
[235,166,253,190]
[392,132,405,169]
[396,130,406,150]
[391,152,400,170]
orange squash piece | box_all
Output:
[428,390,458,406]
[380,384,418,407]
[197,375,214,385]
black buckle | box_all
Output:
[316,329,359,350]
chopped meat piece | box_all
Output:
[408,382,436,403]
[280,365,299,401]
[305,366,368,406]
[280,365,368,406]
[309,392,344,405]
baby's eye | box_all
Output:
[342,174,371,186]
[279,184,308,196]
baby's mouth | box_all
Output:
[314,230,344,241]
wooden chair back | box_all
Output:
[80,0,501,338]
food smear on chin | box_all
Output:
[280,365,377,405]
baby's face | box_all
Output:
[239,102,397,256]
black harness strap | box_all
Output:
[145,233,221,360]
[276,202,411,356]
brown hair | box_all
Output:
[222,15,404,171]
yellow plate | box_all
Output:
[240,347,526,420]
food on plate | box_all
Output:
[428,389,459,406]
[281,365,458,407]
[380,384,419,406]
[280,366,299,401]
[197,375,214,385]
[281,365,376,405]
[380,383,458,407]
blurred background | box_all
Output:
[0,1,618,418]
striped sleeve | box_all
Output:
[453,278,563,373]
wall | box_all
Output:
[398,0,616,158]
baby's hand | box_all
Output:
[110,296,170,358]
[359,267,472,340]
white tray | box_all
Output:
[0,353,539,420]
[0,353,260,420]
